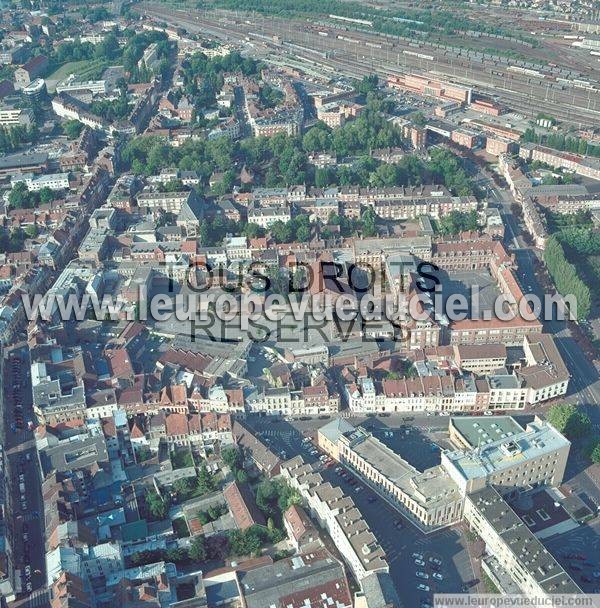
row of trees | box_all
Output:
[557,226,600,257]
[128,534,218,568]
[543,235,591,320]
[522,127,600,159]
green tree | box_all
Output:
[270,220,293,244]
[543,236,591,320]
[357,74,379,95]
[361,206,377,237]
[222,446,243,470]
[438,210,479,235]
[189,536,207,562]
[62,120,83,139]
[302,124,331,152]
[196,463,217,495]
[588,441,600,464]
[165,547,189,563]
[8,182,31,209]
[24,224,39,239]
[145,489,168,520]
[173,478,194,501]
[547,404,591,439]
[38,187,56,204]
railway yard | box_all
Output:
[138,1,600,128]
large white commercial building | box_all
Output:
[11,172,70,192]
[56,74,108,96]
[0,107,34,128]
[442,416,570,495]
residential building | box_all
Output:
[281,455,388,581]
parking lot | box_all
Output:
[370,426,443,472]
[543,520,600,593]
[245,416,476,606]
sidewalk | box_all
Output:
[457,522,485,593]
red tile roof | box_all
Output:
[223,481,266,530]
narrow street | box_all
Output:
[2,345,48,608]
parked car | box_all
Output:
[414,559,425,567]
[432,572,443,581]
[412,553,424,560]
[428,557,442,566]
[416,572,429,580]
[416,584,430,592]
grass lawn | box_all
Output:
[46,59,109,91]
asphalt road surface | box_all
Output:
[2,346,48,608]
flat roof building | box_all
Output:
[442,416,570,495]
[464,487,581,597]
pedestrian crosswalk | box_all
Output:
[20,512,39,523]
[260,429,299,438]
[25,588,49,608]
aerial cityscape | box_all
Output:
[0,0,599,607]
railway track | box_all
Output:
[138,3,600,127]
